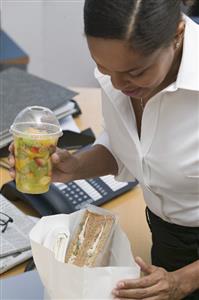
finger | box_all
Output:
[51,170,68,183]
[8,154,15,167]
[49,144,56,155]
[51,148,70,164]
[113,283,160,299]
[9,168,16,178]
[8,142,14,153]
[116,273,159,289]
[113,296,158,300]
[135,256,156,275]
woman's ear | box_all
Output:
[174,19,185,49]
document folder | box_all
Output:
[0,68,78,148]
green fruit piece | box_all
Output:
[28,160,38,174]
[17,150,28,159]
[19,165,30,175]
[35,165,48,178]
[21,138,35,147]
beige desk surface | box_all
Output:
[0,87,151,279]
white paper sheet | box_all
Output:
[59,115,80,133]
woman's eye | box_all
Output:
[129,70,145,78]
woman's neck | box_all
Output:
[145,39,184,102]
[160,40,184,90]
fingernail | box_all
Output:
[10,158,15,167]
[8,144,12,152]
[9,170,15,178]
[117,282,124,288]
[52,153,59,163]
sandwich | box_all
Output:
[64,209,116,267]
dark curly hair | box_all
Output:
[84,0,195,54]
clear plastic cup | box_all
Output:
[10,106,63,194]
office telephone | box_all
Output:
[1,176,138,216]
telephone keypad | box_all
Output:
[54,175,137,211]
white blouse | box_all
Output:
[94,16,199,227]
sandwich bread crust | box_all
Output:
[65,210,115,267]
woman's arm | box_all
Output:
[72,144,119,180]
[9,141,118,183]
[51,144,119,183]
[173,259,199,297]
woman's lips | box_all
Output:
[122,88,143,97]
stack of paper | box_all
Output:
[0,194,38,274]
[0,68,78,148]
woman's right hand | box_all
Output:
[8,143,80,183]
[50,148,80,182]
[8,143,16,179]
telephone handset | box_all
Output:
[1,176,138,216]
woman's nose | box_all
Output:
[110,72,132,91]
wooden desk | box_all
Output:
[0,87,151,279]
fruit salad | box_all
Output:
[14,128,57,194]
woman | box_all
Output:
[9,0,199,299]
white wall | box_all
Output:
[1,0,98,87]
[1,0,44,76]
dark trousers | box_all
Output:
[146,208,199,300]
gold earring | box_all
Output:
[175,41,180,49]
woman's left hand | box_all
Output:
[112,257,184,300]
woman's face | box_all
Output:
[87,37,176,99]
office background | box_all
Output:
[1,1,198,87]
[1,0,198,282]
[1,0,97,87]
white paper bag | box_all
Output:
[30,208,140,299]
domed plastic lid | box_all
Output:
[10,106,63,138]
